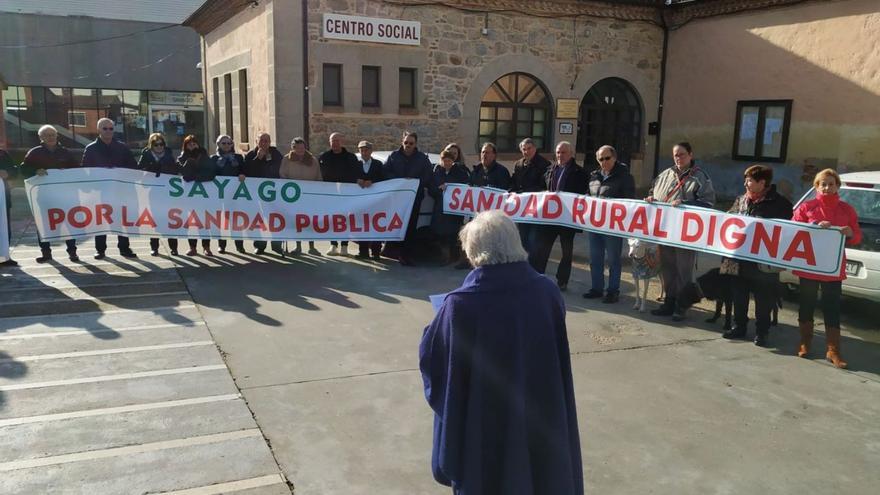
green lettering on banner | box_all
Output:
[188,181,209,198]
[233,181,252,200]
[169,177,183,197]
[258,181,276,202]
[213,178,231,199]
[280,182,301,203]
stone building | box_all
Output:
[185,0,880,195]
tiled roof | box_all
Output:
[0,0,205,24]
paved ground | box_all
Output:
[2,186,880,494]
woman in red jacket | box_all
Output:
[791,169,862,368]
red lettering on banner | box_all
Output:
[460,190,475,212]
[168,209,182,228]
[681,212,704,243]
[590,201,607,228]
[388,213,404,231]
[522,195,539,218]
[121,206,135,227]
[69,206,92,228]
[571,197,587,224]
[719,217,746,249]
[542,195,562,220]
[250,214,267,232]
[313,216,329,233]
[97,204,113,225]
[652,209,669,239]
[295,214,310,232]
[448,187,461,210]
[627,206,649,235]
[232,212,249,230]
[350,214,363,233]
[48,208,65,230]
[332,215,345,232]
[503,194,521,216]
[205,211,221,230]
[135,209,156,228]
[706,215,718,247]
[269,213,284,232]
[373,212,387,232]
[751,222,781,257]
[477,190,494,211]
[609,203,626,231]
[782,230,817,266]
[184,211,204,229]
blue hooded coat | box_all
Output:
[419,261,584,494]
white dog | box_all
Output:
[628,238,661,312]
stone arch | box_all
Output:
[459,54,567,157]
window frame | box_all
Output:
[732,99,792,163]
[398,67,417,109]
[238,69,249,143]
[478,72,553,153]
[223,73,234,139]
[67,110,87,127]
[323,63,343,107]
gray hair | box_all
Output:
[96,117,114,130]
[519,138,535,149]
[38,125,57,139]
[215,134,232,153]
[596,145,617,157]
[292,137,306,146]
[459,210,528,267]
[556,141,573,153]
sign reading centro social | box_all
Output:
[323,13,420,46]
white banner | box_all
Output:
[443,184,846,277]
[0,179,9,260]
[322,13,421,46]
[26,169,419,242]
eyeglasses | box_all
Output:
[403,141,416,146]
[153,142,166,147]
[219,141,233,145]
[101,127,114,131]
[598,156,613,162]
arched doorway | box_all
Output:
[578,77,643,165]
[478,72,553,153]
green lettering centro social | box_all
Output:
[168,177,300,204]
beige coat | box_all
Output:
[279,150,322,181]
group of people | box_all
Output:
[0,119,863,366]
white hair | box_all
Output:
[556,141,573,153]
[459,210,528,267]
[596,145,617,157]
[96,117,114,130]
[38,125,57,139]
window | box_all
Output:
[68,111,87,127]
[399,68,416,109]
[733,100,792,162]
[223,74,234,139]
[479,73,552,152]
[238,69,249,143]
[212,77,220,139]
[362,66,380,108]
[323,64,342,106]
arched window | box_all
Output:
[479,73,552,152]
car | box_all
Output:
[780,171,880,302]
[371,150,443,229]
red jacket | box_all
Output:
[791,195,862,281]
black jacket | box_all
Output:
[510,153,550,193]
[729,184,793,220]
[211,152,245,177]
[319,148,361,183]
[358,156,385,183]
[470,161,511,190]
[545,159,589,195]
[429,163,471,237]
[588,162,635,199]
[178,148,216,182]
[138,148,179,176]
[244,146,283,178]
[21,144,78,177]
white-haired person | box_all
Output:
[21,124,80,262]
[419,210,583,495]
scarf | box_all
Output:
[816,192,840,208]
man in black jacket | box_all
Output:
[382,131,433,266]
[470,142,510,190]
[510,138,550,254]
[244,132,284,256]
[22,125,80,262]
[583,145,635,303]
[81,118,138,259]
[319,132,361,256]
[530,141,589,291]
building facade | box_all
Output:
[0,8,205,154]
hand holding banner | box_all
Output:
[442,184,845,276]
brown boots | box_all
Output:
[825,327,848,369]
[797,321,813,358]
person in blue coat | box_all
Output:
[428,149,470,265]
[382,131,433,266]
[420,210,583,495]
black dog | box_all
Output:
[697,268,733,330]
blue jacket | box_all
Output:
[470,160,511,190]
[382,147,432,198]
[81,138,137,168]
[420,261,583,495]
[211,152,245,177]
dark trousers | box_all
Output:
[531,226,576,285]
[732,263,778,335]
[659,245,697,307]
[39,239,77,255]
[188,239,210,251]
[331,241,350,247]
[95,235,130,254]
[150,238,178,252]
[254,240,283,252]
[798,278,842,328]
[217,239,244,251]
[357,241,381,256]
